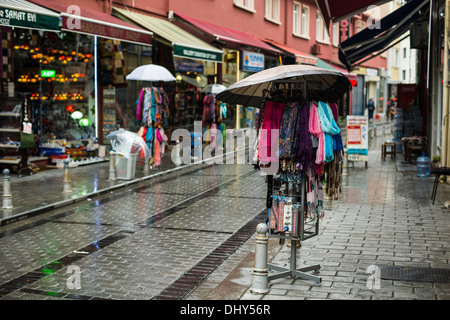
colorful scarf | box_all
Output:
[317,101,340,163]
[295,102,312,170]
[309,102,324,165]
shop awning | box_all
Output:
[28,0,152,46]
[113,7,222,62]
[338,0,429,70]
[315,0,391,29]
[262,38,318,65]
[0,0,60,31]
[173,12,281,54]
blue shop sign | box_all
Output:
[242,51,264,72]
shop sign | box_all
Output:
[41,70,56,78]
[346,115,368,160]
[295,55,318,65]
[62,17,152,46]
[174,59,204,73]
[242,51,264,72]
[174,45,222,62]
[0,7,60,31]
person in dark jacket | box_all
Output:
[367,98,375,121]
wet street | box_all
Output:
[0,159,267,300]
[0,129,449,301]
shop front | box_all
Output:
[112,7,223,140]
[0,0,153,172]
[172,12,282,131]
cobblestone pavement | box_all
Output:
[0,127,449,301]
[237,132,450,300]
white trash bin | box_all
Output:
[112,152,138,180]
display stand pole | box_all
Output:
[267,175,322,286]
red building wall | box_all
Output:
[108,0,386,71]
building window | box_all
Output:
[332,22,339,46]
[394,48,399,67]
[233,0,255,12]
[403,47,407,58]
[402,70,406,80]
[265,0,280,23]
[355,19,366,34]
[293,2,309,38]
[316,11,329,44]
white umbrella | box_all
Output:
[126,64,176,82]
[106,129,151,164]
[216,64,352,106]
[202,83,227,95]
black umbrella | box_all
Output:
[216,64,352,106]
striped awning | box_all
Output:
[113,7,222,62]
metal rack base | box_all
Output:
[267,239,322,286]
[267,263,322,286]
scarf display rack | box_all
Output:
[253,80,344,286]
[136,87,169,168]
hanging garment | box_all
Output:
[154,128,161,167]
[329,103,343,153]
[258,101,285,163]
[145,126,153,153]
[279,102,298,159]
[136,88,145,121]
[219,102,227,119]
[142,88,152,125]
[317,101,340,163]
[294,102,312,171]
[309,102,325,165]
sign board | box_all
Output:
[346,115,368,161]
[241,50,264,72]
[41,70,56,78]
[0,7,60,31]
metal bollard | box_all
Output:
[173,139,182,166]
[342,148,348,176]
[250,223,270,294]
[2,169,13,209]
[63,159,72,193]
[108,152,117,181]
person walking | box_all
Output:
[367,98,375,122]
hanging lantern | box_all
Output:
[66,105,75,113]
[79,118,90,127]
[71,111,83,120]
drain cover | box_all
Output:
[379,266,450,283]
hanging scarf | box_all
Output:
[329,103,343,153]
[294,102,312,171]
[145,126,153,150]
[219,102,227,119]
[136,88,145,121]
[259,101,285,163]
[309,102,325,165]
[279,102,298,159]
[317,101,340,163]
